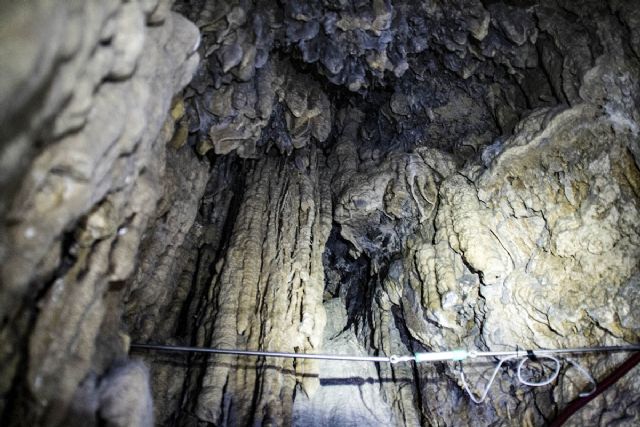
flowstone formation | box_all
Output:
[1,0,640,426]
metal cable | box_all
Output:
[457,345,639,403]
[131,343,639,400]
[465,344,640,359]
[130,343,396,363]
[131,343,640,363]
[131,341,640,424]
[460,355,519,403]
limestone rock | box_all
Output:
[2,1,640,427]
[168,148,333,425]
[97,360,154,427]
[292,298,397,426]
[0,1,201,424]
[379,98,640,426]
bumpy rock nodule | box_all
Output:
[1,0,639,426]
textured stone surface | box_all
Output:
[2,0,640,426]
[292,298,398,426]
[411,103,640,425]
[0,0,200,425]
[175,0,640,162]
[186,149,331,425]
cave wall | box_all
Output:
[1,0,640,426]
[0,0,200,425]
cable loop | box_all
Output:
[459,355,518,403]
[460,354,562,403]
[459,354,600,403]
[517,354,561,387]
[565,357,597,397]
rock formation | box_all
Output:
[0,1,200,425]
[1,0,639,426]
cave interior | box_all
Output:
[0,0,640,426]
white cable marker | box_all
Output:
[414,350,468,362]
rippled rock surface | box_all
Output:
[1,0,639,426]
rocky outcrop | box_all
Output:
[307,87,639,427]
[0,1,200,425]
[2,0,640,426]
[411,103,640,426]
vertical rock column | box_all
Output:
[192,148,331,425]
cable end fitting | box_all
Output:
[415,350,468,363]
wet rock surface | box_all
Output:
[1,0,640,426]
